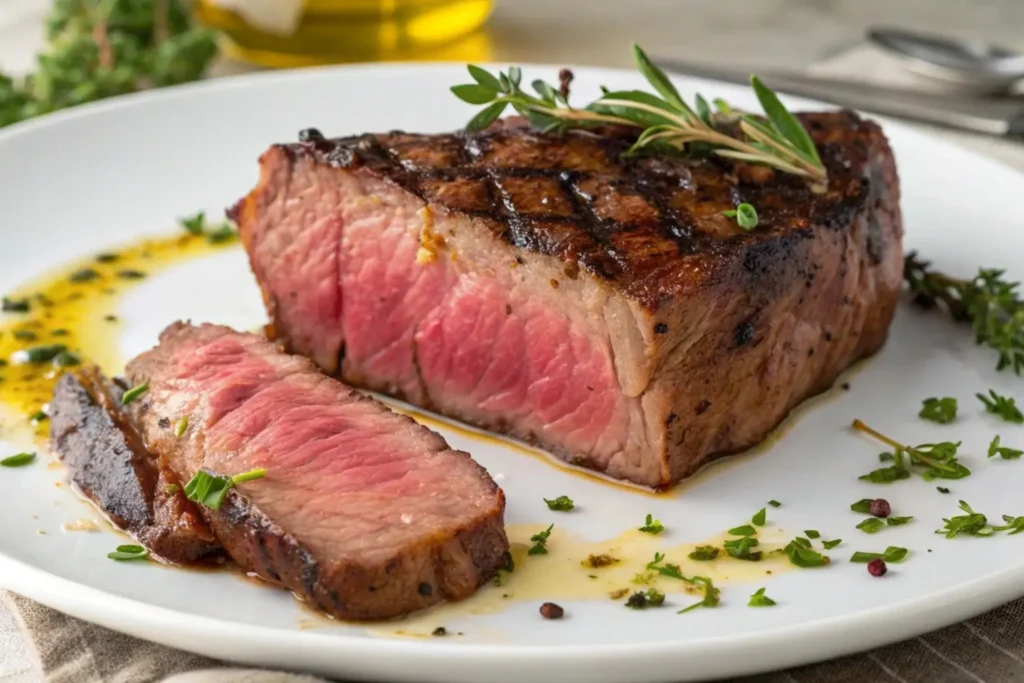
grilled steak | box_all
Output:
[49,368,221,564]
[233,112,903,488]
[123,322,508,620]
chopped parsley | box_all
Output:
[121,381,149,405]
[919,396,957,424]
[1,452,35,468]
[977,389,1023,423]
[988,435,1023,460]
[856,518,885,533]
[15,343,68,364]
[722,203,758,230]
[993,515,1024,534]
[1,296,30,313]
[850,499,873,514]
[544,495,575,511]
[175,416,189,438]
[822,538,842,550]
[687,545,719,561]
[723,536,761,561]
[645,552,686,580]
[850,546,908,563]
[54,350,80,367]
[582,554,619,568]
[748,587,776,607]
[68,267,99,283]
[638,514,664,534]
[936,500,994,538]
[752,507,767,526]
[107,544,150,561]
[767,499,782,508]
[937,486,951,494]
[727,524,757,537]
[625,589,665,609]
[528,524,554,555]
[183,468,267,511]
[179,211,207,235]
[784,539,830,567]
[678,577,720,614]
[804,529,820,539]
[887,516,914,526]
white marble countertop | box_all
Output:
[2,1,1023,681]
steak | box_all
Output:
[232,112,903,488]
[123,322,508,620]
[49,367,221,564]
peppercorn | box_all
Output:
[867,558,887,577]
[540,602,564,619]
[869,498,891,518]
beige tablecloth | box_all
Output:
[4,1,1024,681]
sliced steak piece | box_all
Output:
[49,367,220,564]
[124,322,508,620]
[233,111,903,488]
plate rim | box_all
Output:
[3,60,1024,682]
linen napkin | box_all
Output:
[5,42,1024,683]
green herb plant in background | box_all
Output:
[0,0,217,129]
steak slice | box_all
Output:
[124,322,508,620]
[49,367,221,564]
[233,111,903,488]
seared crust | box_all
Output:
[49,368,221,563]
[266,111,898,311]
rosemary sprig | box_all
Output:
[852,419,971,481]
[450,44,827,187]
[904,253,1024,374]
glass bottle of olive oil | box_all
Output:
[194,0,494,68]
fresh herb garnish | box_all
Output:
[993,515,1024,534]
[54,350,80,367]
[165,484,180,495]
[69,268,99,283]
[722,203,759,230]
[677,577,720,614]
[805,529,820,539]
[638,514,664,534]
[850,546,908,563]
[988,435,1023,460]
[206,225,238,245]
[748,587,776,607]
[107,544,149,561]
[723,536,761,561]
[451,45,827,185]
[116,269,146,280]
[852,420,970,481]
[544,495,575,511]
[625,588,665,609]
[856,518,885,533]
[183,468,267,511]
[937,486,951,494]
[120,381,149,405]
[904,255,1024,374]
[528,524,554,555]
[727,524,757,537]
[178,211,237,243]
[887,516,914,526]
[1,452,35,468]
[752,507,767,527]
[15,343,68,364]
[919,397,957,424]
[1,297,29,313]
[850,499,873,514]
[688,545,719,561]
[13,330,37,341]
[582,554,619,568]
[977,389,1023,423]
[175,416,189,438]
[822,538,842,550]
[784,539,830,567]
[936,500,994,538]
[768,499,782,508]
[29,410,47,423]
[180,212,206,235]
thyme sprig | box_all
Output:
[904,253,1024,374]
[451,44,827,187]
[852,419,971,481]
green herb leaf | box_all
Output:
[822,538,842,550]
[54,350,80,367]
[467,65,502,91]
[206,225,237,245]
[107,544,149,561]
[936,500,993,538]
[677,577,720,614]
[937,486,951,494]
[993,515,1024,535]
[919,396,957,424]
[748,587,776,607]
[1,452,35,468]
[804,529,820,539]
[639,514,664,534]
[16,343,67,364]
[723,536,761,561]
[183,468,266,511]
[528,523,554,555]
[175,415,189,438]
[69,268,99,283]
[784,539,830,567]
[231,468,267,484]
[723,203,758,230]
[450,83,496,105]
[752,507,767,526]
[180,212,206,235]
[2,297,30,313]
[791,537,812,548]
[688,545,719,561]
[544,495,575,512]
[850,546,908,563]
[856,518,885,534]
[988,435,1023,460]
[850,551,880,563]
[859,465,911,483]
[625,588,665,609]
[465,101,508,132]
[728,524,757,537]
[631,43,691,118]
[121,381,149,405]
[978,389,1024,423]
[887,516,914,526]
[768,499,782,507]
[749,75,821,165]
[850,499,874,514]
[852,421,970,482]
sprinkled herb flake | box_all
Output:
[936,500,994,538]
[638,514,664,534]
[752,507,767,526]
[977,389,1023,424]
[851,499,873,514]
[678,577,720,614]
[688,545,719,561]
[175,416,189,437]
[852,420,970,482]
[937,487,951,494]
[2,296,30,313]
[886,516,914,526]
[625,588,666,609]
[727,524,757,537]
[768,500,782,508]
[107,544,150,561]
[784,539,830,567]
[850,546,908,563]
[722,203,758,230]
[1,452,35,468]
[748,587,776,607]
[822,538,842,550]
[856,518,885,534]
[723,536,761,561]
[805,529,820,539]
[121,381,149,405]
[528,524,554,555]
[988,435,1023,460]
[993,515,1024,534]
[68,268,99,283]
[183,468,267,511]
[919,397,957,424]
[15,343,68,364]
[544,495,575,512]
[179,212,207,235]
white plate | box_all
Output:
[2,64,1024,683]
